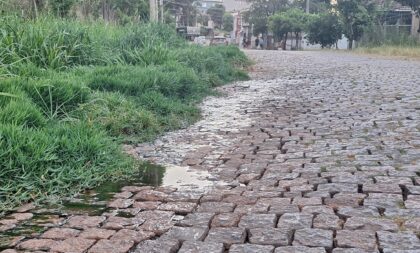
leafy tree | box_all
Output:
[336,0,372,49]
[307,13,343,48]
[269,8,312,49]
[49,0,77,17]
[395,0,420,33]
[245,0,290,36]
[223,13,234,32]
[207,4,225,28]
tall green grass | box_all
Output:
[0,15,250,212]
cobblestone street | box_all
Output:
[2,50,420,252]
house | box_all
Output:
[223,0,251,45]
[196,0,224,13]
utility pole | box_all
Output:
[150,0,158,22]
[306,0,310,14]
[160,0,164,23]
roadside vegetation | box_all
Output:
[0,16,250,212]
[245,0,420,54]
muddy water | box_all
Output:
[0,161,221,250]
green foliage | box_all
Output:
[245,0,290,35]
[269,8,313,40]
[359,24,420,47]
[0,121,136,211]
[49,0,77,17]
[0,16,249,212]
[394,0,420,13]
[207,4,225,28]
[336,0,373,49]
[306,13,343,48]
[223,13,234,32]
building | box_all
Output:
[223,0,251,45]
[196,0,223,13]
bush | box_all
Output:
[0,122,136,211]
[0,16,249,212]
[87,64,207,101]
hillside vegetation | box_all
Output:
[0,16,250,212]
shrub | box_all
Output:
[0,122,136,210]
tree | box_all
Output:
[269,8,312,50]
[307,13,343,48]
[207,4,225,28]
[245,0,290,36]
[222,13,234,32]
[394,0,420,33]
[49,0,77,17]
[336,0,372,49]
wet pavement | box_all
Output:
[1,50,420,252]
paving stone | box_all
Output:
[178,241,224,253]
[223,195,258,205]
[377,231,420,250]
[269,204,299,215]
[140,218,173,235]
[405,195,420,209]
[113,191,133,199]
[89,239,134,253]
[111,229,154,243]
[337,206,380,218]
[406,185,420,195]
[332,249,379,253]
[177,212,215,227]
[234,203,270,214]
[162,226,208,241]
[364,193,404,209]
[133,201,161,210]
[363,183,401,194]
[17,239,57,251]
[167,191,204,203]
[336,230,377,251]
[204,227,246,247]
[313,214,343,230]
[211,213,241,227]
[229,244,275,253]
[324,193,366,207]
[317,183,358,193]
[108,198,134,209]
[274,246,326,253]
[65,215,106,229]
[40,227,80,239]
[79,228,116,239]
[50,238,95,253]
[238,213,277,229]
[301,205,335,215]
[102,216,145,230]
[404,217,420,231]
[133,190,168,201]
[197,202,235,213]
[293,228,333,249]
[134,239,180,253]
[344,217,399,231]
[121,186,152,192]
[277,213,312,230]
[248,227,292,246]
[158,202,197,214]
[374,176,413,185]
[383,250,420,253]
[292,197,322,206]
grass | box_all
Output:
[0,15,250,212]
[356,45,420,59]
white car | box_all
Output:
[194,36,208,46]
[210,36,228,46]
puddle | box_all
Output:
[160,164,219,190]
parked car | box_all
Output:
[210,36,228,46]
[194,36,208,46]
